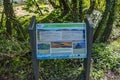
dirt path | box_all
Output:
[104,70,120,80]
[14,5,53,17]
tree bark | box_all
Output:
[72,0,79,22]
[3,0,25,40]
[3,0,15,37]
[59,0,70,16]
[100,0,116,42]
[93,0,110,43]
[88,0,95,14]
[79,0,83,22]
[48,0,59,9]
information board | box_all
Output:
[36,23,87,59]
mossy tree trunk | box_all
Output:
[3,0,25,40]
[88,0,95,14]
[72,0,79,22]
[59,0,70,16]
[3,0,15,37]
[93,0,110,43]
[79,0,83,22]
[100,0,116,42]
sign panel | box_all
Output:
[36,23,87,59]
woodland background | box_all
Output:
[0,0,120,80]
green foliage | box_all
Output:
[90,68,104,80]
[90,43,120,79]
[18,16,31,40]
[92,43,120,70]
[0,36,119,79]
[40,9,61,23]
[0,38,30,54]
[95,0,106,11]
[0,37,32,79]
[0,41,119,79]
[0,53,33,80]
[82,0,90,9]
[23,0,49,15]
[39,59,84,80]
[0,0,120,79]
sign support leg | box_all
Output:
[29,16,39,80]
[84,20,93,80]
[32,59,39,80]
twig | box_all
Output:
[33,0,43,15]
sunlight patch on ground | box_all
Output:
[14,5,54,17]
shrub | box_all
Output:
[91,43,120,79]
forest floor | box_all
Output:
[14,5,53,17]
[14,5,35,17]
[0,4,53,18]
[103,70,120,80]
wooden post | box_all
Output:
[83,19,93,80]
[29,16,39,80]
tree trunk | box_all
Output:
[88,0,95,14]
[3,0,15,37]
[59,0,70,16]
[93,0,110,43]
[3,0,25,40]
[79,0,83,22]
[100,0,116,42]
[72,0,79,22]
[48,0,59,9]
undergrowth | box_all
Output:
[0,37,119,80]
